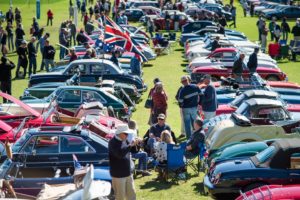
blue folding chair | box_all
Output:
[158,142,187,183]
[185,142,206,175]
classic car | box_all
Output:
[129,1,160,8]
[19,85,130,118]
[6,126,110,168]
[216,89,300,109]
[236,185,300,200]
[181,20,216,33]
[28,59,147,93]
[191,65,286,82]
[124,8,145,22]
[153,10,193,31]
[262,5,300,19]
[254,2,280,16]
[204,139,300,199]
[138,6,161,16]
[0,158,111,197]
[200,4,232,20]
[184,7,216,19]
[0,120,20,143]
[205,98,300,152]
[120,24,150,40]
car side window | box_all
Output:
[33,136,59,154]
[68,64,86,75]
[256,107,288,121]
[213,53,223,58]
[60,135,94,153]
[59,90,81,103]
[90,64,107,74]
[22,136,37,153]
[82,90,107,103]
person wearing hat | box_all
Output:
[108,124,137,200]
[247,47,259,74]
[178,75,202,139]
[0,56,15,102]
[15,40,28,79]
[28,36,37,76]
[185,118,205,157]
[201,75,218,120]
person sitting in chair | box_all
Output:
[185,118,205,158]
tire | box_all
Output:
[266,75,280,81]
[243,183,266,192]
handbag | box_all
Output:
[144,97,153,109]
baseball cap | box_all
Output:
[157,113,166,120]
[181,75,188,82]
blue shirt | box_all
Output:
[202,84,218,112]
[178,84,202,108]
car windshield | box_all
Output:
[230,94,246,107]
[89,131,108,148]
[254,146,276,164]
[12,131,31,152]
[235,102,249,115]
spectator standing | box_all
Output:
[164,11,171,32]
[32,17,40,38]
[69,3,75,20]
[130,54,141,77]
[247,47,259,74]
[151,82,168,124]
[178,75,202,139]
[15,23,25,49]
[88,6,94,19]
[5,22,14,52]
[211,36,221,52]
[80,1,87,21]
[232,53,245,82]
[108,124,136,200]
[59,28,69,59]
[229,6,236,28]
[69,21,77,46]
[219,15,227,27]
[281,17,290,41]
[0,29,7,55]
[27,37,37,76]
[175,82,185,138]
[256,16,264,41]
[274,22,281,42]
[185,118,205,157]
[5,8,14,24]
[14,8,21,24]
[43,40,55,72]
[250,3,254,17]
[269,19,276,41]
[110,50,121,66]
[201,75,218,120]
[47,9,54,26]
[173,12,179,32]
[37,33,50,71]
[291,19,300,41]
[0,56,15,102]
[242,1,248,17]
[76,0,81,12]
[261,22,268,52]
[146,17,154,38]
[16,40,28,79]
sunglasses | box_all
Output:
[158,118,165,120]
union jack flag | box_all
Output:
[104,16,147,62]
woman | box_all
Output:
[151,82,168,124]
[47,9,54,26]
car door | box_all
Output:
[58,135,99,168]
[81,90,108,106]
[23,135,59,168]
[57,89,82,112]
[87,63,108,85]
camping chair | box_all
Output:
[268,43,280,59]
[157,142,187,183]
[279,39,287,46]
[279,45,290,60]
[152,33,171,56]
[185,142,207,175]
[291,40,300,61]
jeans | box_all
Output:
[7,35,14,51]
[59,46,66,60]
[1,81,11,103]
[182,107,198,139]
[29,56,37,76]
[44,59,54,72]
[174,22,179,31]
[165,20,170,32]
[203,111,216,120]
[147,138,156,152]
[132,151,148,170]
[112,175,136,200]
[47,17,53,26]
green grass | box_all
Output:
[1,0,300,199]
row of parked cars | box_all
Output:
[0,17,155,198]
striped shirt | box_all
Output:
[178,84,202,108]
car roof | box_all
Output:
[27,126,90,136]
[57,85,103,91]
[70,59,113,65]
[245,98,282,107]
[243,90,278,98]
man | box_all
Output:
[219,15,227,27]
[269,18,276,41]
[211,36,221,52]
[292,18,300,41]
[256,16,264,41]
[5,8,14,24]
[173,12,179,32]
[165,11,171,32]
[15,23,25,49]
[32,17,40,38]
[69,21,77,46]
[201,75,218,120]
[43,39,55,72]
[108,124,136,200]
[27,36,37,76]
[37,32,50,71]
[16,40,28,79]
[178,75,202,139]
[185,118,205,157]
[59,28,69,60]
[229,6,236,28]
[242,0,248,17]
[130,54,141,77]
[76,28,88,45]
[247,47,259,74]
[232,53,245,82]
[0,56,15,103]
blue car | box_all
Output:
[263,6,300,19]
[124,8,145,22]
[182,20,216,33]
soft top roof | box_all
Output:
[243,90,278,98]
[245,98,282,107]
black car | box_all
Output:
[124,8,145,21]
[181,20,216,33]
[204,138,300,199]
[201,4,232,20]
[8,126,109,168]
[29,59,147,93]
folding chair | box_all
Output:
[185,142,207,175]
[291,41,300,61]
[268,43,280,59]
[279,45,290,60]
[157,142,187,183]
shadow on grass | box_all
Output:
[175,49,184,52]
[143,64,153,67]
[140,179,173,191]
[181,63,188,67]
[192,182,207,195]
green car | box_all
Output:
[21,86,131,119]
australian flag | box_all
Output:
[104,16,148,62]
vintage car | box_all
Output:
[124,8,145,21]
[200,4,232,20]
[0,158,111,197]
[181,20,216,33]
[204,139,300,199]
[0,120,19,143]
[236,185,300,200]
[205,98,300,152]
[184,7,216,19]
[262,5,300,19]
[191,65,287,82]
[28,59,147,93]
[19,85,130,118]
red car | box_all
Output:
[154,11,191,31]
[0,120,17,143]
[236,185,300,200]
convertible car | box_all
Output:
[204,139,300,199]
[28,59,147,93]
[205,98,300,152]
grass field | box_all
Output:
[0,0,299,199]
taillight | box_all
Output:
[211,173,221,184]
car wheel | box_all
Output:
[266,75,280,81]
[243,183,266,192]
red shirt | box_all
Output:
[152,91,167,110]
[47,10,53,18]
